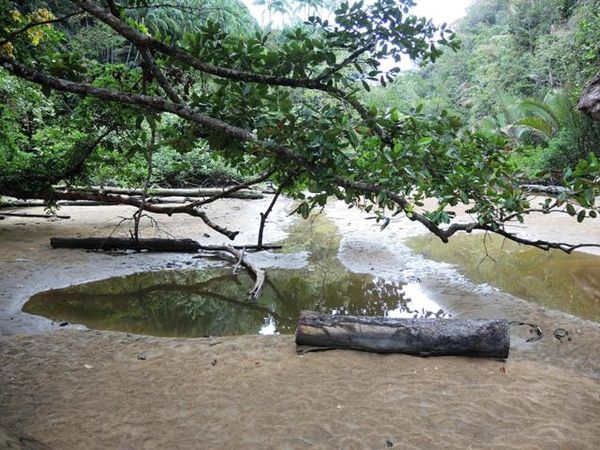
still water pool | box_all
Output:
[23,216,445,337]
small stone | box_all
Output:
[84,364,93,369]
[386,440,394,448]
[137,354,146,361]
[211,359,217,366]
[59,321,68,327]
[203,233,211,238]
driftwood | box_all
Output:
[55,186,264,199]
[296,311,510,358]
[578,72,600,121]
[0,212,70,219]
[197,244,265,300]
[50,237,201,252]
[1,199,106,207]
[49,238,270,300]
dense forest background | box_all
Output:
[369,0,600,180]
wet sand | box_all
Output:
[1,198,600,449]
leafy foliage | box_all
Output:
[0,0,598,249]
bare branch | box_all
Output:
[197,244,265,300]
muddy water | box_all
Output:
[23,215,446,337]
[408,232,600,322]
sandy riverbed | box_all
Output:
[1,197,599,449]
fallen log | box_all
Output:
[55,186,264,199]
[1,199,108,207]
[0,212,70,219]
[50,237,201,252]
[521,184,574,196]
[197,244,265,301]
[295,311,510,358]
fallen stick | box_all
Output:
[198,244,265,301]
[0,212,70,219]
[295,311,510,358]
[50,237,201,252]
[1,199,109,208]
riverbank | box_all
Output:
[1,198,600,449]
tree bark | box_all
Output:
[295,311,510,358]
[578,72,600,121]
[50,237,201,252]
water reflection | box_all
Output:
[23,215,447,337]
[408,232,600,322]
[23,268,445,337]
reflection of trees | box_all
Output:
[25,270,269,337]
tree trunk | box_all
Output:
[50,237,201,252]
[578,72,600,121]
[295,311,510,358]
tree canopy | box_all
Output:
[1,0,599,252]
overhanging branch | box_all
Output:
[3,55,597,254]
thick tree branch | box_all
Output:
[3,55,597,254]
[71,0,324,89]
[139,46,181,103]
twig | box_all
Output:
[257,173,293,250]
[196,244,266,301]
[232,247,245,274]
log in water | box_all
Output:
[296,311,510,358]
[50,237,201,253]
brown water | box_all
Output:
[408,233,600,322]
[23,215,445,337]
